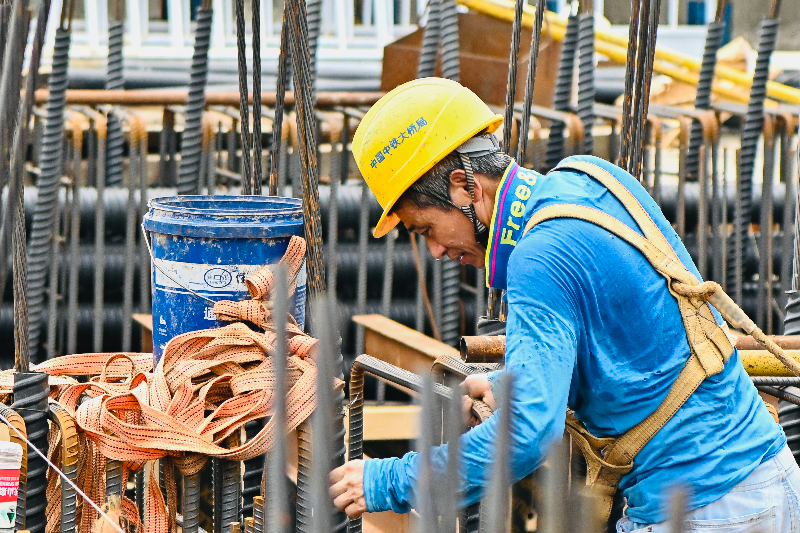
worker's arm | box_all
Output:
[360,233,580,513]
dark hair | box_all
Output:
[390,134,512,213]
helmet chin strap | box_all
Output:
[458,153,489,247]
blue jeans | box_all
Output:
[617,445,800,533]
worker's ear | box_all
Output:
[448,169,472,207]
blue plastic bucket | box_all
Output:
[143,195,306,362]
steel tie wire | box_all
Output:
[252,0,263,195]
[517,0,545,167]
[235,0,253,193]
[501,0,525,153]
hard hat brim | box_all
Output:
[371,113,504,238]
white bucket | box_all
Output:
[0,440,23,531]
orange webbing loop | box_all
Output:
[0,236,325,533]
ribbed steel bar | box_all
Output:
[759,125,776,333]
[516,0,545,166]
[780,124,795,315]
[177,5,213,195]
[235,0,252,193]
[213,434,241,531]
[618,0,641,170]
[105,20,125,187]
[576,9,594,155]
[417,0,441,78]
[138,130,150,313]
[441,259,460,346]
[711,140,724,284]
[439,0,460,81]
[182,471,202,533]
[327,127,341,297]
[686,21,724,180]
[46,200,60,360]
[306,0,321,99]
[414,234,427,332]
[13,372,49,532]
[376,229,397,402]
[628,0,660,180]
[501,0,525,153]
[16,23,69,361]
[730,17,780,297]
[253,496,264,533]
[49,404,79,533]
[121,123,137,351]
[93,119,106,351]
[354,178,370,354]
[66,124,82,355]
[105,459,123,497]
[545,14,579,169]
[433,258,443,336]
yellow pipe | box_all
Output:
[457,0,800,105]
[740,350,800,377]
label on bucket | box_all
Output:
[0,469,19,528]
[153,259,266,294]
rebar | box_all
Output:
[235,0,252,193]
[251,0,263,194]
[439,0,460,81]
[417,0,441,78]
[545,14,579,169]
[16,24,69,361]
[13,371,49,532]
[105,459,123,497]
[269,15,290,196]
[182,471,202,533]
[93,120,106,351]
[121,123,137,351]
[517,0,545,166]
[576,10,595,155]
[266,265,288,533]
[66,124,82,354]
[686,21,724,180]
[501,0,525,153]
[441,259,460,346]
[177,6,213,195]
[483,373,512,533]
[105,20,125,187]
[730,16,780,299]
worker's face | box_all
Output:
[396,204,486,268]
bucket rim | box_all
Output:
[146,195,302,217]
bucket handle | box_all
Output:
[141,224,217,305]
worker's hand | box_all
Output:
[461,373,496,410]
[329,460,368,519]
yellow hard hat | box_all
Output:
[353,78,503,238]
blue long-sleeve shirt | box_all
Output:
[362,155,785,524]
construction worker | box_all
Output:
[328,78,800,532]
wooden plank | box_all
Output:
[133,314,154,354]
[352,314,459,373]
[346,404,420,442]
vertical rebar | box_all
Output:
[139,131,150,314]
[266,265,288,533]
[484,373,512,533]
[576,7,594,155]
[22,26,71,359]
[417,0,441,78]
[439,0,460,81]
[415,234,427,332]
[501,0,525,153]
[105,19,125,187]
[729,16,780,296]
[177,4,213,195]
[66,123,81,355]
[686,20,724,179]
[269,15,289,196]
[780,127,795,317]
[440,259,460,346]
[251,0,263,194]
[760,125,775,333]
[354,178,370,354]
[93,120,106,351]
[122,123,138,351]
[182,471,202,533]
[697,144,707,278]
[46,200,60,359]
[545,14,579,169]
